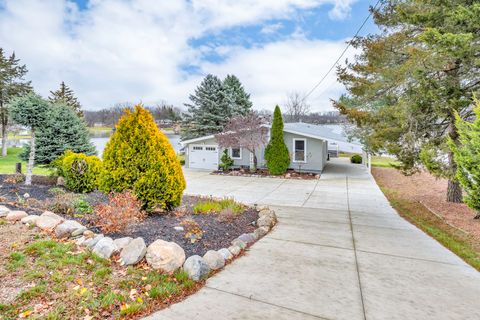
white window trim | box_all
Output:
[229,147,242,160]
[293,138,307,163]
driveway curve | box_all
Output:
[145,157,480,320]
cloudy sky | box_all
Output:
[0,0,377,112]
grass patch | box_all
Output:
[375,183,480,271]
[0,147,52,175]
[0,234,201,319]
[193,197,244,214]
[371,156,401,168]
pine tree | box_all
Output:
[20,102,96,164]
[181,74,229,139]
[223,74,252,116]
[9,93,50,185]
[448,98,480,218]
[100,104,185,210]
[0,49,32,157]
[49,81,83,117]
[264,106,290,175]
[335,0,480,202]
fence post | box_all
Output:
[15,163,22,174]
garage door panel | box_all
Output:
[189,145,219,170]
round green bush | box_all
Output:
[54,150,103,193]
[350,154,363,164]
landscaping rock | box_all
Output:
[0,205,10,217]
[259,208,277,222]
[55,220,85,238]
[146,239,185,273]
[36,211,64,231]
[6,210,28,222]
[183,255,211,281]
[92,237,117,259]
[71,227,88,238]
[84,234,104,248]
[203,250,225,270]
[120,237,146,265]
[114,237,133,251]
[228,245,241,256]
[231,238,247,249]
[75,236,86,246]
[218,248,233,261]
[237,233,256,244]
[257,215,275,229]
[254,226,269,238]
[21,215,39,226]
[83,230,95,239]
[56,176,65,186]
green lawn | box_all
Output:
[338,152,400,168]
[0,147,52,175]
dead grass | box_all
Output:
[372,167,480,270]
[0,221,202,319]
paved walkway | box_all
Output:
[145,158,480,320]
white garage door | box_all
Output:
[188,145,219,170]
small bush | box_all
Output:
[193,197,243,214]
[350,154,363,164]
[43,193,93,217]
[219,149,234,171]
[92,191,146,233]
[53,151,103,193]
[180,218,203,243]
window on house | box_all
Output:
[230,147,242,159]
[192,146,203,151]
[205,147,216,151]
[293,139,306,162]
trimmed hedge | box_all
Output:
[54,150,103,193]
[350,154,363,164]
[99,104,186,210]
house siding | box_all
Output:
[183,133,327,172]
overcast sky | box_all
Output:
[0,0,377,112]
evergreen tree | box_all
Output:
[335,0,480,202]
[9,93,50,185]
[100,104,185,210]
[49,81,83,117]
[20,102,96,164]
[223,74,252,116]
[448,98,480,219]
[182,74,229,139]
[0,48,32,157]
[264,106,290,175]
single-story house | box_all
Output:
[181,122,331,172]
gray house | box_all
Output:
[181,122,329,172]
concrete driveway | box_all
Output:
[145,158,480,320]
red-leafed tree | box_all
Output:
[215,112,268,171]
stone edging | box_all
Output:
[0,204,277,281]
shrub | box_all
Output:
[193,197,244,214]
[92,191,146,233]
[53,151,103,193]
[350,154,363,164]
[4,174,25,184]
[43,193,93,217]
[180,218,203,243]
[264,106,290,175]
[99,105,185,210]
[219,149,234,171]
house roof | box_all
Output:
[180,134,215,145]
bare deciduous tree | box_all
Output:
[215,112,268,171]
[284,91,310,122]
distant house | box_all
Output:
[180,122,354,172]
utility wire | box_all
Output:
[303,0,382,100]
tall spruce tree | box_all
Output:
[49,81,83,117]
[20,102,96,164]
[182,74,230,139]
[264,106,290,175]
[335,0,480,203]
[0,49,32,157]
[223,74,253,116]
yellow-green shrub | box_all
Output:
[99,104,186,210]
[54,151,103,193]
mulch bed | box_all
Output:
[0,176,259,257]
[213,168,320,180]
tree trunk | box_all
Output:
[25,129,35,186]
[446,179,462,203]
[1,124,7,157]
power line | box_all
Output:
[303,0,382,100]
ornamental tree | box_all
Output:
[215,112,268,171]
[264,106,290,175]
[49,81,83,117]
[20,102,96,164]
[100,104,185,210]
[448,98,480,219]
[9,93,50,185]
